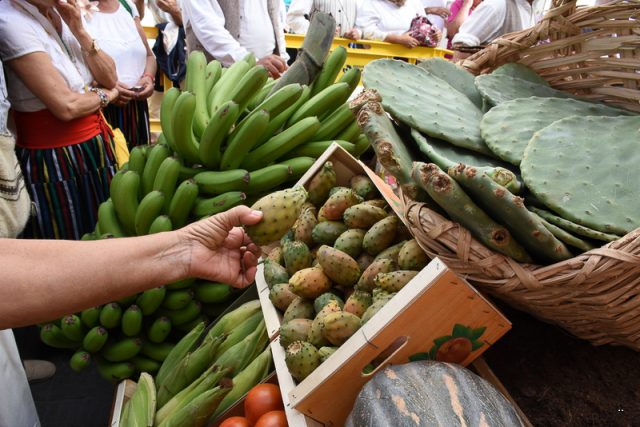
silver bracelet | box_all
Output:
[90,87,109,108]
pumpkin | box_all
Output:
[346,361,523,427]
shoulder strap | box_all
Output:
[118,0,134,17]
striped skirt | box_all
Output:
[103,99,150,148]
[17,134,117,240]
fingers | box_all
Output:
[211,205,263,231]
[273,56,288,73]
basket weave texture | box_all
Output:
[461,0,640,112]
[404,1,640,350]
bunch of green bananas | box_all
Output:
[119,300,272,427]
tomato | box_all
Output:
[254,410,288,427]
[244,383,284,424]
[219,416,251,427]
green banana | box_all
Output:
[96,359,135,382]
[80,306,101,328]
[337,66,362,93]
[117,293,137,307]
[279,156,316,181]
[178,163,205,181]
[192,191,247,218]
[193,169,250,195]
[153,156,181,212]
[127,145,147,183]
[99,302,123,329]
[246,164,292,195]
[166,278,196,291]
[186,51,209,139]
[198,101,240,169]
[241,116,320,170]
[254,85,311,147]
[97,199,126,237]
[136,286,167,316]
[353,133,370,157]
[141,340,176,362]
[131,355,161,374]
[220,109,270,170]
[61,314,84,341]
[168,179,199,229]
[122,372,156,427]
[40,323,79,349]
[111,170,140,236]
[311,46,347,96]
[209,57,252,115]
[162,289,194,311]
[336,119,361,142]
[175,315,208,333]
[246,78,276,111]
[204,60,222,96]
[161,300,202,326]
[227,65,269,112]
[148,316,172,343]
[160,87,181,150]
[285,139,356,158]
[172,92,202,164]
[142,143,171,196]
[101,337,143,362]
[149,215,173,233]
[155,322,205,386]
[121,304,143,337]
[288,82,351,125]
[134,190,165,236]
[249,83,304,118]
[70,350,91,372]
[82,326,109,352]
[311,103,355,141]
[193,282,232,304]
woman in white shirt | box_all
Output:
[85,0,157,148]
[356,0,428,47]
[0,0,119,240]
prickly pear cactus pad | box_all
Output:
[490,63,549,87]
[475,74,574,107]
[418,58,483,108]
[363,59,491,155]
[521,115,640,235]
[480,97,630,165]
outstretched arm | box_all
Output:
[0,206,262,329]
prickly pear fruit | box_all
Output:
[356,253,375,272]
[289,266,332,299]
[279,319,313,348]
[283,297,315,322]
[312,221,348,245]
[285,341,320,382]
[301,201,317,215]
[321,312,361,346]
[363,199,387,209]
[316,245,361,287]
[344,290,373,318]
[333,228,366,259]
[343,204,388,229]
[373,240,406,263]
[350,175,378,200]
[293,207,318,246]
[313,292,344,314]
[362,299,388,324]
[318,346,338,363]
[282,240,312,275]
[308,301,341,347]
[356,258,396,292]
[363,215,398,255]
[398,239,429,271]
[318,188,363,221]
[266,247,284,265]
[329,186,349,197]
[245,186,308,246]
[269,283,298,311]
[280,228,295,246]
[308,161,336,207]
[372,288,396,303]
[374,270,419,292]
[264,259,289,288]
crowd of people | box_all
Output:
[0,0,575,425]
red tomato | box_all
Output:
[254,410,288,427]
[219,416,251,427]
[244,384,284,424]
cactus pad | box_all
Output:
[528,206,620,242]
[475,74,574,107]
[418,57,483,108]
[480,97,630,165]
[363,59,490,155]
[521,115,640,234]
[491,63,549,86]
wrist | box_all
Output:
[141,72,155,84]
[90,87,110,108]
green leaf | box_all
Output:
[433,335,452,346]
[429,345,438,360]
[452,323,473,338]
[362,364,375,375]
[408,352,430,362]
[470,326,487,341]
[471,340,484,351]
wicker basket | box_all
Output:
[403,0,640,350]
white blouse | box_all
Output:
[0,0,92,112]
[85,1,147,87]
[356,0,427,41]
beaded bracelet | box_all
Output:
[90,87,109,108]
[142,72,156,84]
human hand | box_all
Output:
[426,7,451,18]
[113,82,137,106]
[257,55,288,79]
[343,27,361,40]
[105,87,119,104]
[178,206,263,288]
[394,34,421,48]
[55,0,83,34]
[157,0,179,15]
[132,75,154,100]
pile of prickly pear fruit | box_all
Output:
[360,58,640,265]
[262,162,430,382]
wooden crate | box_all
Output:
[257,144,512,426]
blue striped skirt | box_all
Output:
[103,99,150,148]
